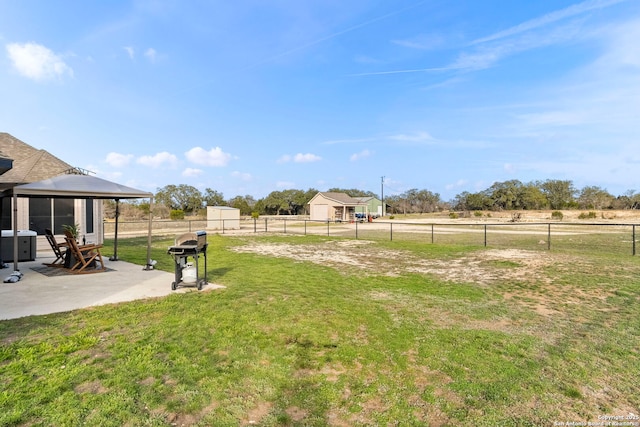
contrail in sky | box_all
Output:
[246,1,428,69]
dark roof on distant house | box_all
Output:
[313,192,368,205]
[0,133,78,190]
[353,196,378,203]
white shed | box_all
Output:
[207,206,240,230]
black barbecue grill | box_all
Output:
[167,230,208,290]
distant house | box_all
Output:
[353,196,383,217]
[0,133,104,251]
[307,192,369,222]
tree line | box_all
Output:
[107,180,640,219]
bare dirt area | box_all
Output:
[230,239,557,285]
[229,239,616,335]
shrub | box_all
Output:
[170,209,185,220]
[389,215,395,220]
[251,211,260,219]
[473,211,483,217]
[578,211,597,219]
[551,211,563,220]
[449,212,459,219]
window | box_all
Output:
[1,197,10,230]
[28,198,75,235]
[85,199,94,234]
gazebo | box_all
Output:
[2,174,154,275]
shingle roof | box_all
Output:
[0,133,75,187]
[318,192,367,205]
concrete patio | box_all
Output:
[0,252,224,320]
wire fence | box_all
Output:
[104,218,640,256]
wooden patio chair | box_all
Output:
[43,228,67,267]
[63,230,106,273]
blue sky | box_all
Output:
[1,0,639,201]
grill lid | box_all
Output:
[168,230,207,254]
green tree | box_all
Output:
[577,186,613,210]
[519,183,548,210]
[203,188,225,207]
[452,191,492,211]
[538,180,576,210]
[228,195,255,215]
[262,191,288,215]
[155,184,203,213]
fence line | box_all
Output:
[103,218,640,256]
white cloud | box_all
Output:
[144,48,157,62]
[445,179,469,191]
[392,34,444,50]
[6,42,73,81]
[294,153,321,163]
[137,151,179,168]
[471,0,627,45]
[389,132,434,142]
[276,181,295,188]
[182,167,203,177]
[231,171,252,181]
[350,149,371,161]
[323,137,376,145]
[504,163,516,173]
[185,146,231,167]
[105,152,134,168]
[278,153,322,163]
[124,46,135,59]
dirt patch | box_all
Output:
[242,401,273,426]
[230,240,618,335]
[74,380,108,394]
[230,241,554,285]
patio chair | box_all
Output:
[44,228,67,267]
[63,230,106,274]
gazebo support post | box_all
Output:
[109,199,120,261]
[144,197,155,271]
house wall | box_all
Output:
[309,194,337,221]
[6,197,103,252]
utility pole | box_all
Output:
[381,176,385,217]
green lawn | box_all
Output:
[1,234,638,426]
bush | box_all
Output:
[551,211,564,220]
[170,209,185,220]
[251,211,260,219]
[449,212,459,219]
[578,211,597,219]
[473,211,483,217]
[389,215,395,220]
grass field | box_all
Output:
[1,234,639,426]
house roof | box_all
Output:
[9,174,153,199]
[312,192,368,206]
[0,133,76,189]
[353,196,379,203]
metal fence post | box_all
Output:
[431,224,434,244]
[283,218,286,234]
[484,224,487,247]
[355,220,358,239]
[304,220,307,235]
[327,220,330,236]
[222,219,225,234]
[265,218,268,232]
[548,223,551,251]
[254,218,257,233]
[390,222,393,241]
[633,225,636,256]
